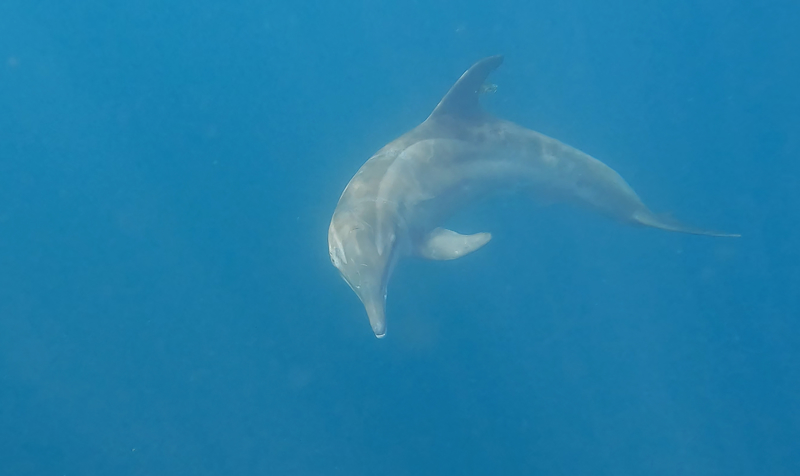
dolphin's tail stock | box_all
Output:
[632,210,740,238]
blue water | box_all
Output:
[1,1,798,475]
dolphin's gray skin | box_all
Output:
[328,55,737,338]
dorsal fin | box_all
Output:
[429,55,504,120]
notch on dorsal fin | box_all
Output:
[429,55,504,121]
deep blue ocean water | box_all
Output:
[1,1,798,475]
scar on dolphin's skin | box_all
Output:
[328,55,739,338]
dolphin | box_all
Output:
[328,55,737,338]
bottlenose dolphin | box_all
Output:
[328,55,737,338]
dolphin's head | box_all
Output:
[327,207,401,338]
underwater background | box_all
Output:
[1,0,798,474]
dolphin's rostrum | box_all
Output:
[328,56,737,338]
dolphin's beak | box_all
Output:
[362,296,387,338]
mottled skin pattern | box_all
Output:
[328,56,736,338]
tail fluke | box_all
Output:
[632,210,740,237]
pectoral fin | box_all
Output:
[418,228,492,260]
